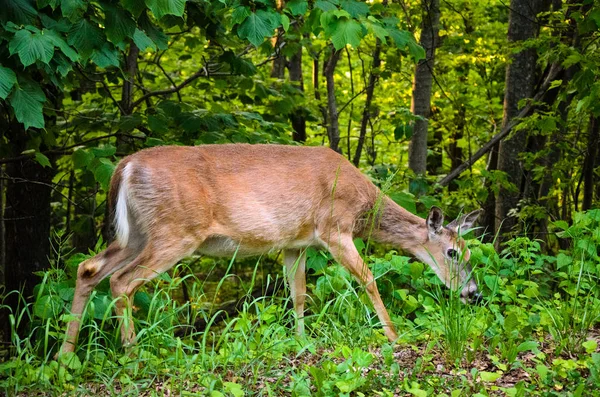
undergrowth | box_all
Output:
[1,211,599,396]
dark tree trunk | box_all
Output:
[582,115,599,211]
[495,0,543,244]
[289,48,306,142]
[408,0,440,174]
[324,48,342,153]
[3,121,54,341]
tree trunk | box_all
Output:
[582,115,599,211]
[353,39,382,166]
[289,48,306,142]
[324,48,342,153]
[495,0,543,243]
[3,121,54,341]
[408,0,440,174]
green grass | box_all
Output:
[2,212,600,395]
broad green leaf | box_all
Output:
[582,339,598,354]
[367,20,388,43]
[231,6,251,25]
[90,144,116,158]
[72,149,94,168]
[34,294,62,319]
[104,6,136,45]
[322,12,364,49]
[45,30,79,62]
[61,0,87,21]
[281,14,290,31]
[408,41,425,62]
[34,152,51,168]
[2,0,38,25]
[9,80,46,130]
[92,158,116,190]
[91,43,120,68]
[133,28,157,51]
[148,114,169,133]
[238,10,279,47]
[0,66,17,99]
[340,0,369,18]
[121,0,146,18]
[516,341,538,353]
[316,0,338,12]
[68,19,104,58]
[286,0,308,16]
[139,14,169,50]
[145,0,186,20]
[9,28,55,66]
[480,371,501,382]
[388,27,410,48]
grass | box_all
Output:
[1,213,600,395]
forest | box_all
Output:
[0,0,599,395]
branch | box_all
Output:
[437,63,563,187]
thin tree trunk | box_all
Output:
[408,0,440,174]
[495,0,543,244]
[313,52,329,141]
[324,48,342,152]
[289,48,306,142]
[582,115,599,210]
[353,39,382,166]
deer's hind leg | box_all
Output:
[108,231,201,347]
[61,242,140,355]
[284,249,307,335]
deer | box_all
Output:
[59,144,482,355]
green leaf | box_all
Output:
[72,149,94,169]
[516,341,538,353]
[45,30,79,62]
[582,339,598,354]
[121,0,146,18]
[340,0,369,18]
[92,158,115,190]
[2,0,38,25]
[91,43,120,68]
[281,14,290,31]
[139,14,169,50]
[34,152,51,168]
[34,294,62,319]
[90,144,116,158]
[0,66,17,99]
[394,124,413,140]
[9,80,46,130]
[145,0,186,20]
[231,6,251,25]
[104,6,136,45]
[408,41,425,62]
[480,371,502,382]
[148,114,169,133]
[388,27,410,48]
[323,12,364,50]
[316,0,339,12]
[237,10,279,47]
[9,28,55,66]
[68,19,104,58]
[286,0,308,16]
[133,28,157,51]
[61,0,87,21]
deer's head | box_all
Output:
[418,207,483,304]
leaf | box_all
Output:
[44,30,79,62]
[9,80,46,130]
[61,0,87,21]
[286,0,308,16]
[91,43,120,68]
[90,144,116,158]
[68,19,105,58]
[582,339,598,354]
[92,158,115,190]
[148,114,169,133]
[72,149,94,169]
[0,66,17,99]
[139,14,169,50]
[407,41,425,62]
[340,0,369,18]
[133,28,157,51]
[104,6,136,45]
[322,12,364,49]
[145,0,186,20]
[34,152,51,168]
[480,371,502,382]
[34,294,62,319]
[516,341,539,353]
[231,6,251,25]
[281,14,290,32]
[9,28,55,66]
[237,10,279,47]
[394,124,412,140]
[388,27,410,48]
[1,0,38,25]
[316,0,339,12]
[121,0,146,18]
[223,382,244,397]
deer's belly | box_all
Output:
[196,235,318,258]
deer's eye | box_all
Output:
[447,249,459,259]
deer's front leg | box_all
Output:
[325,233,398,342]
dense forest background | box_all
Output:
[0,0,599,395]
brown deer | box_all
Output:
[59,144,482,355]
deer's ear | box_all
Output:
[426,206,444,235]
[447,209,483,233]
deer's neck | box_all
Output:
[367,197,427,252]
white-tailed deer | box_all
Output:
[60,144,482,354]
